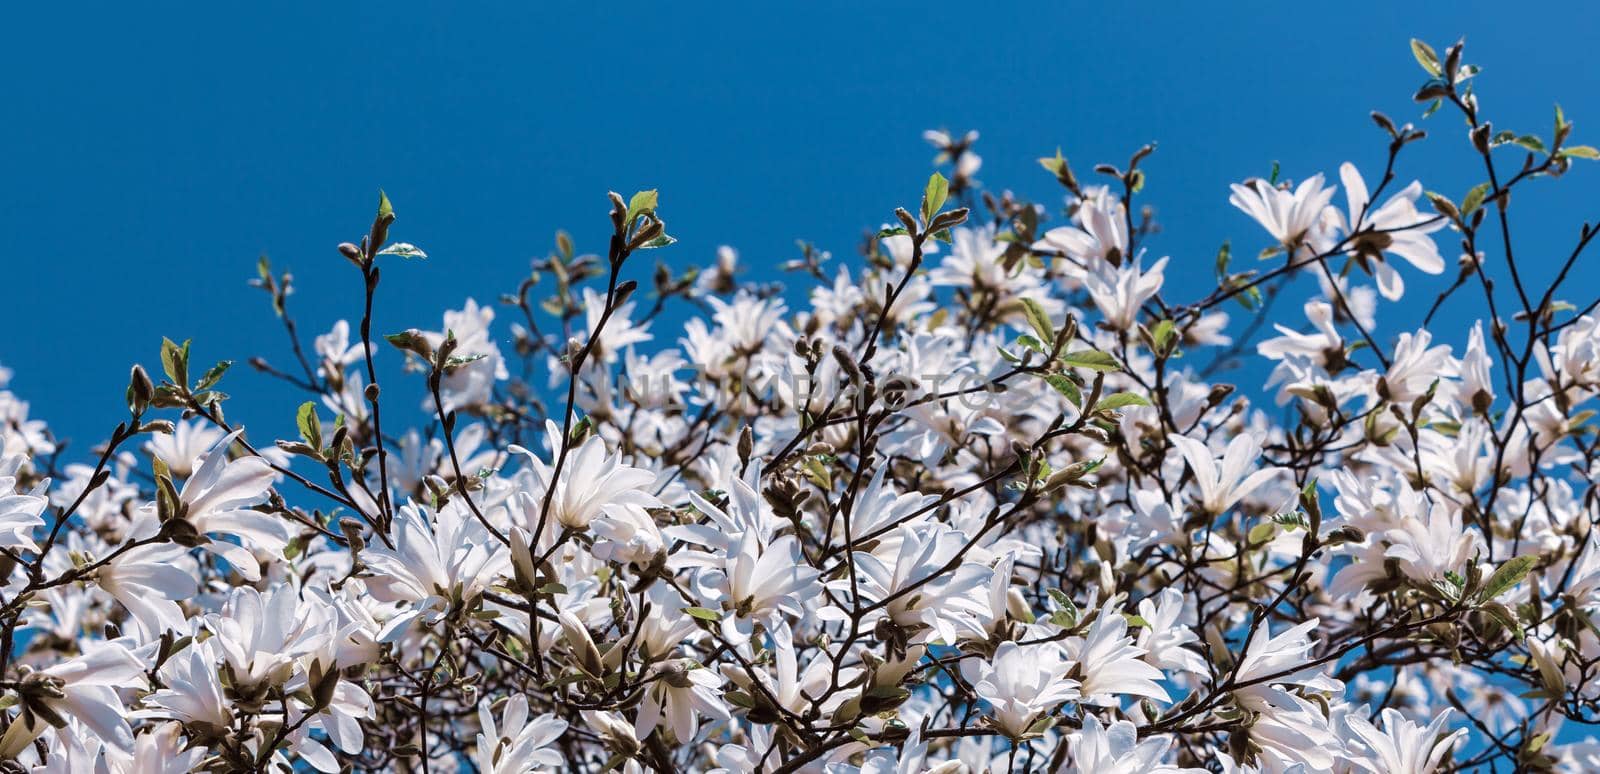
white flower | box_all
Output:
[363,499,510,641]
[0,638,145,756]
[1064,716,1203,774]
[473,694,567,773]
[1231,619,1338,712]
[423,299,508,412]
[1168,431,1282,515]
[1337,162,1446,301]
[0,451,47,553]
[512,420,661,533]
[1346,707,1464,774]
[1066,602,1171,705]
[142,418,224,478]
[965,640,1079,738]
[1086,256,1167,331]
[1229,173,1337,255]
[635,659,729,743]
[166,430,288,582]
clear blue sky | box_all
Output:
[5,3,1599,453]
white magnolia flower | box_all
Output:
[1229,173,1337,256]
[1337,162,1446,301]
[473,694,567,773]
[1066,601,1171,705]
[1064,715,1203,774]
[0,638,145,756]
[965,640,1080,738]
[512,420,661,533]
[1346,707,1465,774]
[363,499,511,641]
[1169,431,1282,515]
[143,418,224,478]
[0,450,47,553]
[165,431,289,582]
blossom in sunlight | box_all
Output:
[1229,173,1337,255]
[362,499,510,641]
[635,659,730,743]
[142,418,225,478]
[1066,601,1171,705]
[473,695,567,773]
[1168,431,1283,515]
[0,450,46,553]
[423,299,508,412]
[1346,707,1465,774]
[0,638,144,756]
[1086,256,1167,330]
[965,640,1080,738]
[512,420,661,533]
[1064,715,1205,774]
[165,430,289,582]
[1337,162,1446,301]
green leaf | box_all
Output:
[195,360,233,391]
[376,242,428,259]
[625,190,659,227]
[683,606,721,621]
[921,172,950,224]
[160,337,190,385]
[1015,334,1048,355]
[297,401,323,451]
[876,226,910,239]
[1043,374,1082,407]
[1061,349,1120,372]
[1150,319,1176,354]
[1513,135,1547,153]
[1020,297,1055,343]
[1247,521,1276,546]
[1460,182,1490,216]
[1562,145,1600,160]
[376,189,394,220]
[1479,554,1539,601]
[1093,392,1151,412]
[639,233,677,250]
[1410,39,1442,77]
[1214,240,1232,279]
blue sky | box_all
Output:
[5,3,1600,453]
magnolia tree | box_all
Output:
[6,38,1600,773]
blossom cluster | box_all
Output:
[4,39,1600,772]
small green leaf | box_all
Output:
[1479,554,1539,601]
[1093,392,1151,413]
[1513,135,1546,153]
[195,360,233,391]
[683,606,721,621]
[625,189,659,227]
[377,190,394,220]
[297,401,323,451]
[1043,374,1082,407]
[1061,349,1120,372]
[376,242,428,259]
[1150,319,1176,354]
[1247,521,1276,546]
[1020,297,1054,344]
[1460,182,1490,216]
[1562,145,1600,160]
[876,226,910,239]
[1410,39,1442,77]
[921,172,950,224]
